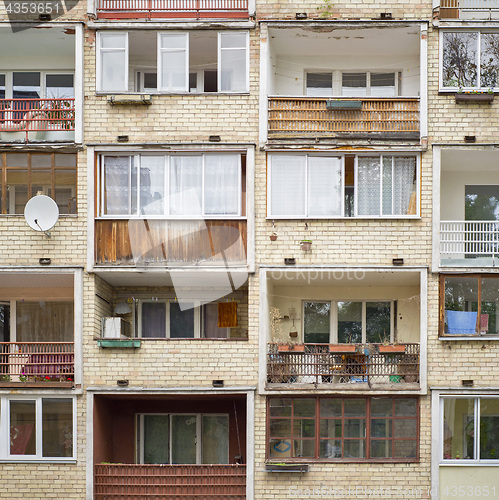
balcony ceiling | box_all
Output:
[442,149,499,171]
[0,272,73,289]
[268,26,420,57]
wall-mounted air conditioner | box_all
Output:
[102,317,131,339]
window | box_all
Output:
[442,396,499,461]
[442,31,499,90]
[99,153,243,218]
[306,73,333,97]
[268,397,418,461]
[3,396,74,460]
[0,152,77,215]
[98,31,249,93]
[342,72,398,97]
[137,413,229,464]
[268,154,418,218]
[138,301,230,338]
[440,275,499,336]
[0,71,74,99]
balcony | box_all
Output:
[268,97,420,140]
[0,99,75,143]
[267,343,419,389]
[0,342,74,387]
[437,0,499,20]
[96,0,250,19]
[95,219,247,267]
[94,464,246,499]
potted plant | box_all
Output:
[329,343,357,353]
[379,344,406,353]
[277,342,305,352]
[455,88,494,103]
[300,239,312,251]
[270,232,278,241]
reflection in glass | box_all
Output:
[338,302,362,343]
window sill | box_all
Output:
[440,335,499,341]
[0,459,77,464]
[97,91,250,97]
[135,337,248,341]
[266,215,421,221]
[96,216,247,221]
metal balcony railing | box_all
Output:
[267,343,420,387]
[438,0,499,19]
[94,463,246,498]
[440,221,499,260]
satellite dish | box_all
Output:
[24,195,59,235]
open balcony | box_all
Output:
[263,24,423,143]
[261,268,424,391]
[437,0,499,20]
[92,393,247,499]
[96,0,250,19]
[437,149,499,267]
[0,26,79,144]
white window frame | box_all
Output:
[439,395,499,464]
[0,396,76,462]
[340,71,400,97]
[97,32,128,93]
[0,71,75,100]
[439,30,499,92]
[158,32,189,93]
[268,153,419,219]
[218,31,250,93]
[134,68,158,93]
[98,153,243,219]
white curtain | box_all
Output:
[270,156,306,216]
[308,157,342,216]
[104,156,135,215]
[204,155,239,215]
[170,156,202,216]
[140,156,165,216]
[357,157,380,215]
[392,157,416,215]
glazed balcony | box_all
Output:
[0,342,74,387]
[96,0,250,19]
[94,464,246,499]
[268,97,420,140]
[267,343,420,389]
[437,0,499,20]
[0,99,75,143]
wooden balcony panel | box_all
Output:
[95,219,247,266]
[268,97,420,139]
[94,464,246,499]
[438,0,499,18]
[267,343,420,388]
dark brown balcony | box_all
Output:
[96,0,249,19]
[267,343,420,389]
[268,97,420,140]
[94,464,246,499]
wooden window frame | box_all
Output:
[267,396,419,463]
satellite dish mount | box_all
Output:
[24,195,60,238]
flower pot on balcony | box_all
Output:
[379,344,406,354]
[455,93,494,104]
[277,343,305,352]
[270,234,278,241]
[326,99,363,110]
[329,344,357,353]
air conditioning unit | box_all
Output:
[102,317,131,339]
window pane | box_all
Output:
[31,169,52,198]
[306,73,332,97]
[143,415,169,464]
[170,156,202,216]
[320,438,341,458]
[294,399,315,417]
[204,155,239,215]
[357,157,381,215]
[371,73,395,97]
[6,168,28,214]
[394,418,417,439]
[220,33,247,92]
[465,185,499,221]
[395,399,418,417]
[371,419,392,438]
[338,301,362,343]
[480,34,499,88]
[443,398,475,459]
[0,74,5,98]
[170,302,194,338]
[394,440,417,458]
[140,156,164,216]
[160,34,187,91]
[269,398,292,417]
[101,51,127,92]
[10,400,36,455]
[46,74,74,99]
[103,156,135,215]
[293,439,315,458]
[270,156,306,216]
[270,419,292,437]
[393,157,417,215]
[481,278,499,335]
[293,419,315,438]
[320,418,342,438]
[304,302,330,343]
[141,302,166,338]
[342,73,367,96]
[372,398,393,417]
[42,398,73,458]
[442,32,478,88]
[371,439,392,458]
[366,302,391,344]
[344,399,366,417]
[171,415,197,464]
[308,157,342,216]
[444,277,479,335]
[202,415,229,464]
[344,418,366,438]
[382,157,393,216]
[320,399,342,418]
[55,170,77,215]
[220,32,246,49]
[344,439,365,458]
[13,72,40,99]
[480,399,499,459]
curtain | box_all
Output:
[204,155,239,215]
[392,157,416,215]
[357,157,380,215]
[270,156,305,216]
[308,156,342,216]
[139,156,165,216]
[104,156,135,215]
[170,156,202,216]
[218,302,238,328]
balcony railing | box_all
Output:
[0,342,74,382]
[440,221,499,261]
[96,0,249,19]
[95,219,247,266]
[0,99,75,142]
[94,464,246,499]
[268,97,420,139]
[267,343,419,387]
[438,0,499,19]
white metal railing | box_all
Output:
[439,0,499,18]
[440,221,499,257]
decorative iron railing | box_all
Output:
[267,343,419,386]
[94,463,246,499]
